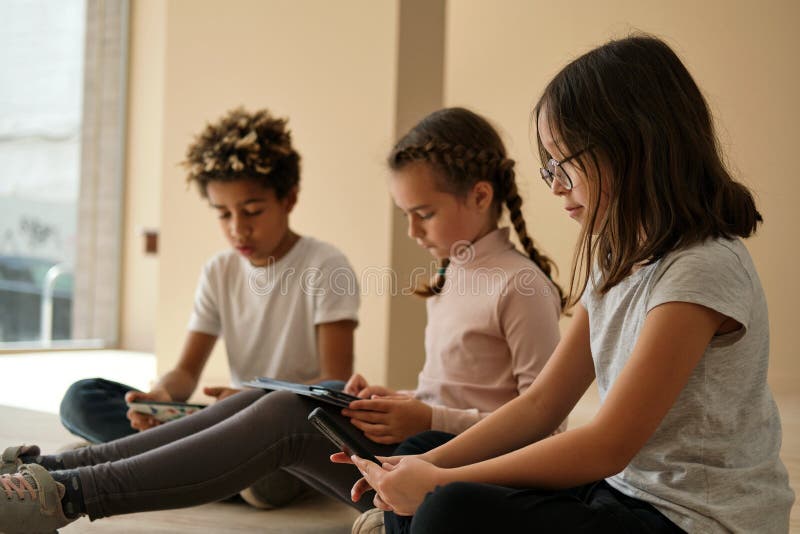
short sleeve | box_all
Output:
[646,242,753,339]
[311,254,360,325]
[498,270,562,394]
[187,261,222,336]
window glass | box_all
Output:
[0,0,86,344]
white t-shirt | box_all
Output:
[582,238,794,533]
[188,236,360,386]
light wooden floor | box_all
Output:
[0,388,797,532]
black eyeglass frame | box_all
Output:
[539,146,591,191]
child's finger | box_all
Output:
[351,398,397,413]
[348,418,390,435]
[381,461,397,471]
[341,408,389,423]
[203,386,225,398]
[127,411,158,431]
[374,493,393,511]
[350,477,373,502]
[330,452,352,464]
[347,399,391,412]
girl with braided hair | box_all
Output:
[343,106,565,532]
[0,108,564,533]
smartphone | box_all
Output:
[307,407,381,464]
[127,400,207,422]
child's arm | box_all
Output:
[125,331,217,430]
[436,301,727,485]
[355,302,728,515]
[309,319,357,383]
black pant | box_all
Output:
[59,378,141,443]
[386,431,685,534]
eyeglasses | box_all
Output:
[539,147,591,191]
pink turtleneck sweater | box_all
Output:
[408,228,562,434]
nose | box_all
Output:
[230,214,251,240]
[407,216,423,240]
[550,178,569,196]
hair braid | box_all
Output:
[414,258,451,297]
[500,158,566,310]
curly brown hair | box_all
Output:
[182,107,300,199]
[389,107,565,309]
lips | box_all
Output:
[235,245,255,256]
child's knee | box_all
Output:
[250,389,310,420]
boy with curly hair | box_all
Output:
[58,108,360,509]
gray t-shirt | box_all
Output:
[582,238,794,533]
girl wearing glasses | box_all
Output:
[342,35,794,533]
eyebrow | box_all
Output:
[406,204,433,212]
[210,198,267,209]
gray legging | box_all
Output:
[56,389,395,519]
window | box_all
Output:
[0,0,128,349]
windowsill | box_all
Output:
[0,339,105,354]
[0,349,156,414]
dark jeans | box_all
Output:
[59,378,141,443]
[386,431,685,534]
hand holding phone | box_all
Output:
[308,407,381,464]
[126,400,207,423]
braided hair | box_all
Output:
[389,108,565,309]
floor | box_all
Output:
[0,352,797,532]
[0,351,359,533]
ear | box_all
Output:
[470,181,494,212]
[283,185,299,213]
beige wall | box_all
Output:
[444,0,800,393]
[121,0,799,395]
[120,0,164,354]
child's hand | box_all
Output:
[125,388,171,431]
[342,396,432,444]
[351,455,444,515]
[330,453,400,506]
[203,386,242,402]
[343,373,396,398]
[344,373,369,396]
[358,385,396,398]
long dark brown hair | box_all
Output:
[534,35,762,304]
[389,107,565,309]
